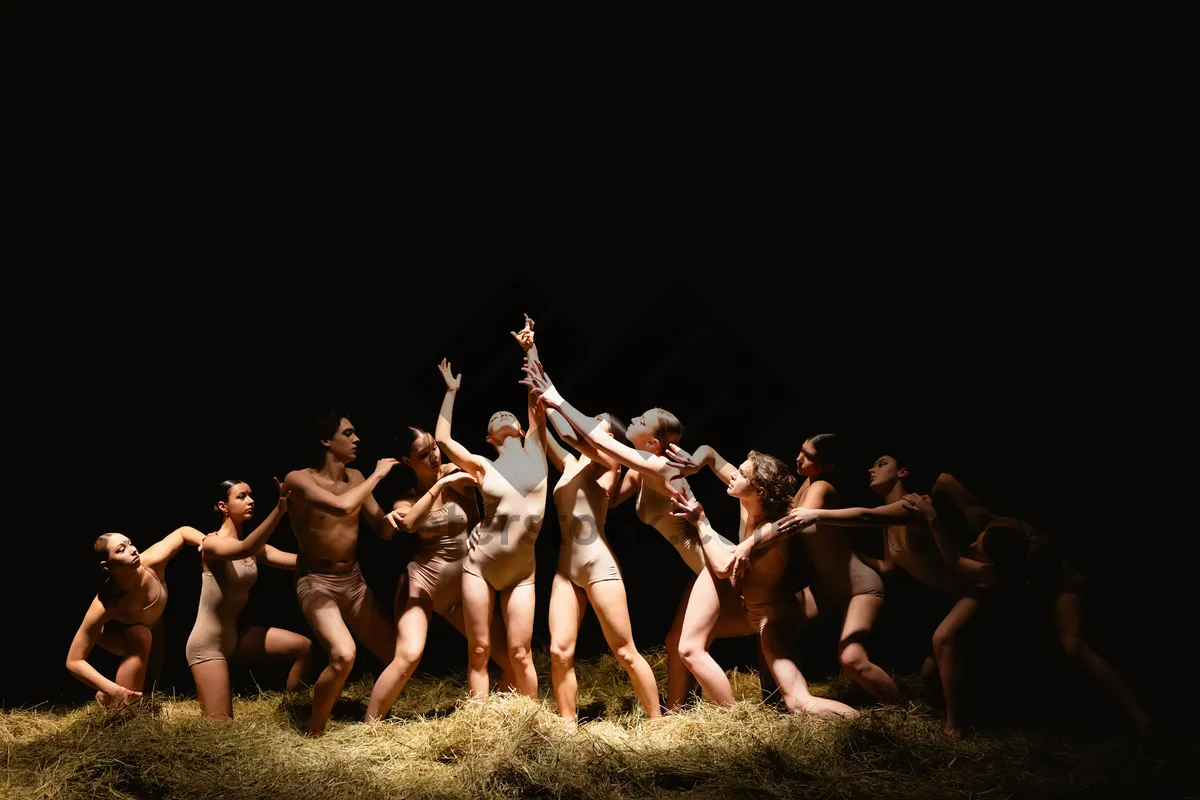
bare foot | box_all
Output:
[802,698,859,719]
[945,724,964,740]
[921,655,937,680]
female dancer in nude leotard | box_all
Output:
[67,525,207,707]
[718,434,900,705]
[535,371,661,720]
[364,427,516,719]
[186,478,312,719]
[668,449,857,717]
[435,316,549,700]
[521,359,754,710]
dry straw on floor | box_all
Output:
[1,648,1173,799]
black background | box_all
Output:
[2,7,1180,712]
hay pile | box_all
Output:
[1,648,1177,799]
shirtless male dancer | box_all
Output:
[283,412,399,735]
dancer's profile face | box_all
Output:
[727,460,756,499]
[626,410,659,452]
[868,456,904,495]
[486,411,522,448]
[323,418,360,464]
[220,483,255,521]
[105,535,141,570]
[405,432,441,475]
[796,439,824,478]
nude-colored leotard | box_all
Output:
[555,458,622,588]
[185,557,257,666]
[405,501,470,615]
[463,461,548,591]
[636,479,733,575]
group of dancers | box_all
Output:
[68,316,1150,738]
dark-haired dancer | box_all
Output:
[927,475,1150,736]
[520,359,754,710]
[187,478,312,719]
[708,435,900,705]
[515,323,660,720]
[283,413,399,734]
[775,472,1151,736]
[364,427,516,720]
[67,525,207,707]
[669,449,858,717]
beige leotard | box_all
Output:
[555,457,622,588]
[186,557,258,666]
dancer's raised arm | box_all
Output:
[512,317,548,465]
[522,361,672,480]
[203,479,290,560]
[433,358,489,481]
[284,460,397,515]
[542,406,578,472]
[666,443,737,484]
[139,525,207,570]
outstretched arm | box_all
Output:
[541,407,575,473]
[669,489,736,578]
[385,472,479,534]
[523,382,549,466]
[434,359,489,482]
[788,499,921,529]
[204,479,290,560]
[65,597,139,702]
[932,473,994,533]
[903,494,996,584]
[353,470,396,541]
[284,460,396,516]
[511,319,548,467]
[522,361,672,480]
[257,544,297,569]
[545,405,623,471]
[140,525,207,570]
[666,444,737,485]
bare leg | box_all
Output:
[96,624,153,707]
[145,621,166,696]
[235,624,313,692]
[838,594,901,704]
[1055,593,1150,734]
[441,605,517,690]
[793,586,821,624]
[589,579,662,719]
[461,570,495,700]
[665,582,696,711]
[760,615,857,718]
[548,573,588,719]
[344,586,398,667]
[499,582,538,699]
[677,569,735,708]
[191,659,233,719]
[365,592,433,721]
[932,596,980,739]
[302,597,358,736]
